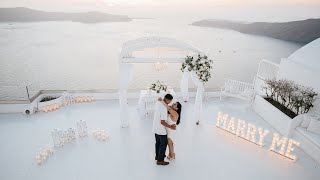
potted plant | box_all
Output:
[40,96,58,102]
[253,79,318,135]
[37,95,62,112]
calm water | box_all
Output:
[0,19,301,100]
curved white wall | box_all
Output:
[288,38,320,70]
[278,58,320,91]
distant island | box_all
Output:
[0,7,132,23]
[192,19,320,44]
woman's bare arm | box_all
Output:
[158,98,179,120]
[158,98,170,109]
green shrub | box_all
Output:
[264,79,318,115]
[40,96,58,102]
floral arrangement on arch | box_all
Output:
[181,53,213,82]
[149,81,168,93]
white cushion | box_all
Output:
[230,85,239,93]
[301,115,314,128]
[224,82,231,92]
[307,119,320,135]
[296,127,320,149]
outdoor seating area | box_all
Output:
[0,36,319,180]
[220,79,255,102]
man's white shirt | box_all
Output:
[152,101,168,135]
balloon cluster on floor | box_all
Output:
[40,92,96,113]
[92,129,110,141]
[74,96,95,103]
[42,104,60,112]
[34,120,110,166]
[35,146,55,165]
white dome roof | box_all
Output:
[288,38,320,70]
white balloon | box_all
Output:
[42,155,48,160]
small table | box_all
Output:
[138,89,176,118]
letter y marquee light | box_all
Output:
[215,112,301,162]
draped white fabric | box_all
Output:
[119,63,134,90]
[119,63,134,127]
[180,71,190,102]
[118,37,203,127]
[190,71,204,123]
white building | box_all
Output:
[278,38,320,115]
[278,38,320,164]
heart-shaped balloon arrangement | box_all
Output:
[35,120,109,166]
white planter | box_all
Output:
[37,96,62,111]
[253,95,293,136]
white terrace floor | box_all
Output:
[0,98,319,180]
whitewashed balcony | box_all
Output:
[0,98,319,180]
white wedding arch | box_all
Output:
[118,36,204,127]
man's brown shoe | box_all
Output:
[156,161,169,165]
[155,155,166,160]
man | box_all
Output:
[152,94,176,165]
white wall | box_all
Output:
[0,91,217,114]
[0,103,30,114]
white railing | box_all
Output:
[254,59,280,95]
[0,85,30,101]
[257,59,280,80]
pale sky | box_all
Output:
[1,0,319,7]
[1,0,320,21]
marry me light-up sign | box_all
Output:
[216,112,301,162]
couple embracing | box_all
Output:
[152,94,182,166]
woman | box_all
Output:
[158,97,182,160]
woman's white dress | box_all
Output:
[166,115,177,144]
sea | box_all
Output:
[0,18,302,100]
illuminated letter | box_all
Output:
[269,133,288,155]
[246,123,257,143]
[216,112,228,129]
[285,139,300,161]
[257,128,269,146]
[236,120,247,138]
[226,117,235,133]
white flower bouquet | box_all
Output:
[149,81,168,93]
[181,53,213,83]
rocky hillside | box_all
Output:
[192,19,320,44]
[0,7,132,23]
